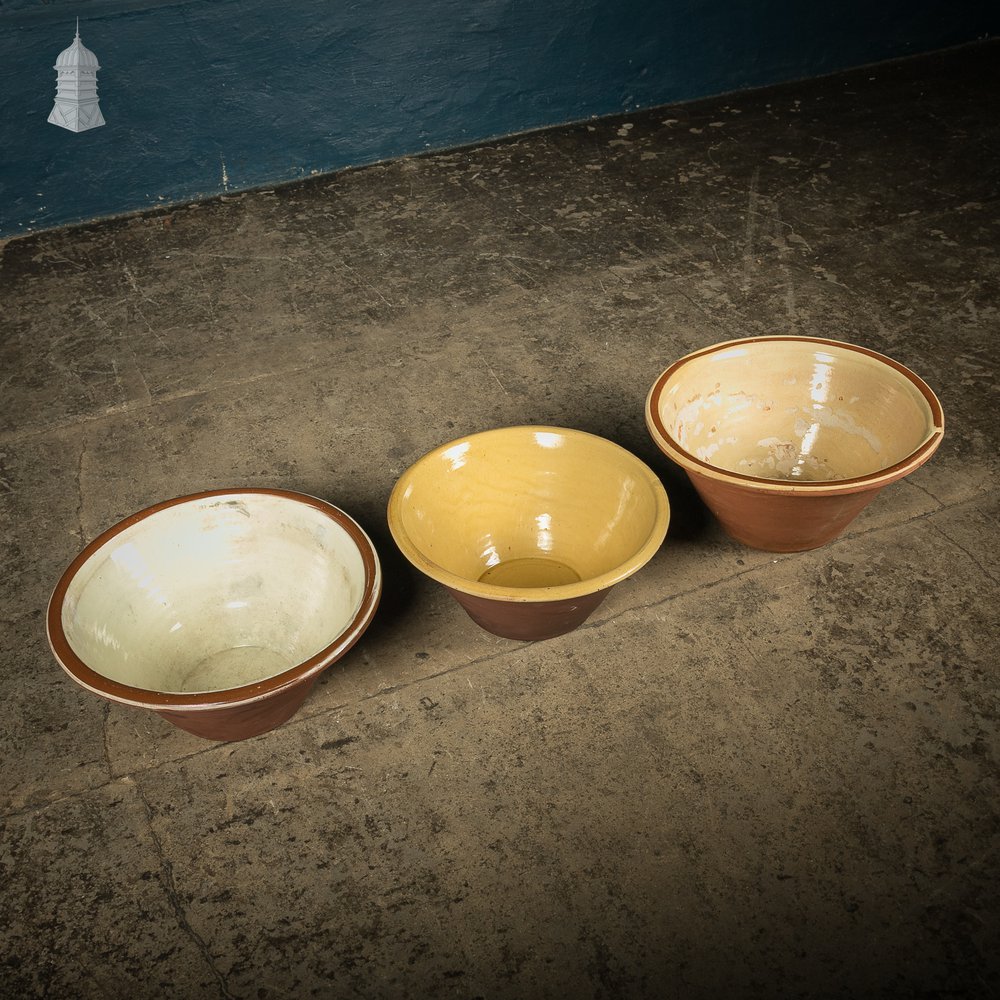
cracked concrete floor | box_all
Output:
[1,40,999,1000]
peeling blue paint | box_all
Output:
[0,0,996,238]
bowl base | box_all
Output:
[447,586,611,642]
[691,474,884,552]
[176,644,294,693]
[155,679,315,741]
[478,557,581,589]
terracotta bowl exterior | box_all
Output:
[47,489,381,741]
[646,336,944,551]
[388,426,670,640]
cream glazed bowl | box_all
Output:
[47,489,381,741]
[388,426,670,641]
[645,336,944,551]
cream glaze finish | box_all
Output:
[54,492,375,698]
[647,337,944,490]
[388,426,670,602]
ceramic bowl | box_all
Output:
[388,426,670,640]
[645,336,944,551]
[47,489,381,741]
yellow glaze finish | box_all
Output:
[388,426,670,604]
[647,336,944,492]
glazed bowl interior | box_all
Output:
[389,426,670,600]
[57,492,371,695]
[649,338,941,483]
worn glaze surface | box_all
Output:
[646,337,944,550]
[388,426,670,639]
[47,489,382,740]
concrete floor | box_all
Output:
[2,41,998,1000]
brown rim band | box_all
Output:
[46,488,381,711]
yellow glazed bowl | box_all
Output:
[645,336,944,551]
[388,426,670,640]
[48,489,381,741]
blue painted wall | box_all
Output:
[0,0,996,239]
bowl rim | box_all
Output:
[46,488,382,712]
[645,335,945,495]
[387,425,671,602]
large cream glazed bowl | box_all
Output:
[645,336,944,551]
[47,489,381,741]
[388,426,670,640]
